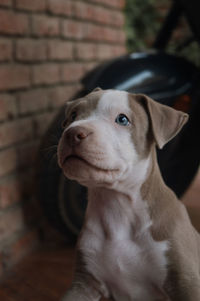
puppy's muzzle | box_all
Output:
[64,126,93,147]
[58,126,93,167]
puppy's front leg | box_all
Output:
[61,282,101,301]
[61,250,102,301]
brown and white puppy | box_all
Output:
[57,88,200,301]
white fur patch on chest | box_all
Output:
[80,190,169,301]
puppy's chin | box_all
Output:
[61,157,121,187]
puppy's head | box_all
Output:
[57,89,188,188]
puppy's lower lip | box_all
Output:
[63,155,83,165]
[61,155,81,167]
[63,155,119,172]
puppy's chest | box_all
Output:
[80,196,168,300]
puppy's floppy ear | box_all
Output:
[136,94,189,149]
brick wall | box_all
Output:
[0,0,126,277]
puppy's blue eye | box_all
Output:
[115,114,130,126]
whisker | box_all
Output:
[43,144,58,153]
[38,133,62,168]
[49,152,59,168]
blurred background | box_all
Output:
[125,0,200,65]
[0,1,200,299]
[0,0,127,277]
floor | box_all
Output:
[0,244,109,301]
[0,246,75,301]
[0,171,200,301]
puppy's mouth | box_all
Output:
[62,154,118,173]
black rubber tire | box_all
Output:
[36,90,200,240]
[36,91,88,241]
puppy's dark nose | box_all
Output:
[64,126,91,146]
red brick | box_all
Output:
[63,22,104,42]
[87,25,122,43]
[93,7,113,25]
[0,0,12,7]
[74,2,96,21]
[95,27,126,44]
[18,88,49,115]
[62,19,86,39]
[0,65,31,91]
[119,0,126,7]
[102,27,118,43]
[74,2,115,26]
[96,44,114,59]
[0,10,29,35]
[48,0,74,16]
[0,94,17,121]
[0,39,12,61]
[32,63,60,85]
[48,85,77,108]
[0,148,17,177]
[32,15,60,37]
[16,0,46,11]
[110,11,125,27]
[61,63,84,83]
[0,169,38,209]
[0,176,22,208]
[47,40,74,60]
[0,207,26,243]
[75,42,97,60]
[83,23,105,41]
[97,44,126,60]
[16,39,47,62]
[0,118,33,149]
[89,0,125,9]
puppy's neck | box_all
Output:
[85,147,174,241]
[85,153,155,240]
[86,187,151,241]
